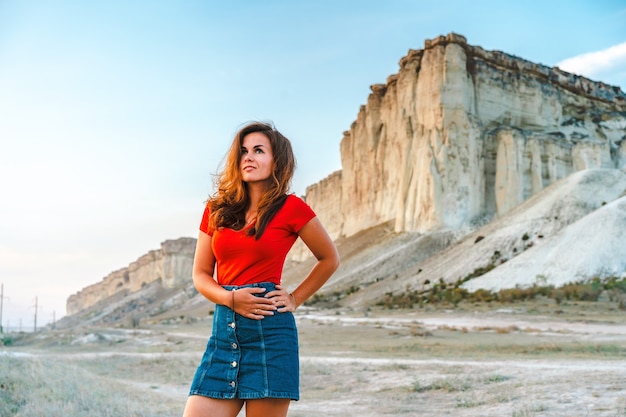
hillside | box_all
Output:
[304,168,626,308]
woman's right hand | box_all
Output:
[232,287,277,319]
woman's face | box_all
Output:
[240,132,274,186]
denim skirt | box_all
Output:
[189,282,299,400]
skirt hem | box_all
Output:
[188,390,299,401]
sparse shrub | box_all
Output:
[346,285,361,295]
[130,315,141,328]
[438,287,467,306]
[461,263,496,282]
[310,293,326,303]
[306,292,342,308]
[409,326,432,337]
[486,374,511,383]
[552,289,565,305]
[498,288,514,303]
[535,274,548,286]
[413,377,472,393]
[577,285,601,301]
[471,289,495,303]
[1,335,13,346]
[604,277,626,293]
[550,282,601,302]
[373,276,626,311]
[534,285,552,297]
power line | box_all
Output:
[1,288,55,332]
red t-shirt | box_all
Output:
[199,194,316,286]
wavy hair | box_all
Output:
[208,121,296,239]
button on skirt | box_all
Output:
[188,282,300,400]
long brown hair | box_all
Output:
[208,121,296,239]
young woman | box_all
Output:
[182,121,340,417]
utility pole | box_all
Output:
[33,296,38,332]
[0,283,4,333]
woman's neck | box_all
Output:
[246,182,267,208]
[245,183,267,223]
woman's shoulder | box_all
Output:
[285,193,303,203]
[284,193,311,209]
[281,193,315,220]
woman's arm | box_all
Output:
[192,231,232,307]
[193,231,276,317]
[284,217,340,308]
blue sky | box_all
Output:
[1,1,625,330]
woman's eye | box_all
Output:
[255,148,263,154]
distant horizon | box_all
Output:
[2,323,50,334]
[1,1,625,330]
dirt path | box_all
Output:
[293,357,626,417]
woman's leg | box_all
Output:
[182,395,244,417]
[245,398,290,417]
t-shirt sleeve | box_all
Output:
[199,204,214,236]
[285,195,316,233]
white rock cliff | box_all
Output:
[305,33,626,242]
[66,238,195,315]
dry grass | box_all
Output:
[2,300,626,417]
[0,355,184,416]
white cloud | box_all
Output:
[558,41,626,79]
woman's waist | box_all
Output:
[221,281,278,292]
[219,276,280,288]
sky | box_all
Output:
[1,1,625,331]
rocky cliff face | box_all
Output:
[66,238,196,315]
[306,33,626,240]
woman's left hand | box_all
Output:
[266,285,297,312]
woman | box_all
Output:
[182,121,340,417]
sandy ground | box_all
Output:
[3,302,626,417]
[288,308,626,417]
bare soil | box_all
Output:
[3,299,626,417]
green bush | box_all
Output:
[1,335,13,346]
